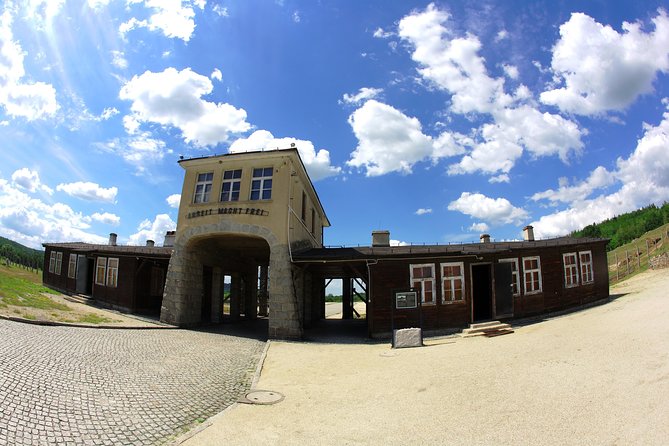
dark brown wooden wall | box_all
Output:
[42,247,77,293]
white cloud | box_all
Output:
[540,11,669,115]
[100,107,119,120]
[532,105,669,238]
[415,208,432,216]
[448,192,528,225]
[120,0,205,42]
[489,174,509,184]
[229,130,341,181]
[128,214,176,246]
[292,11,301,23]
[211,68,222,81]
[56,181,118,203]
[495,29,508,42]
[97,133,170,173]
[25,0,65,27]
[111,50,128,69]
[212,5,228,17]
[390,239,409,247]
[347,100,446,176]
[469,222,490,233]
[11,168,53,195]
[373,27,394,39]
[340,87,383,105]
[120,67,251,147]
[91,212,120,226]
[502,64,519,80]
[531,166,615,205]
[0,11,58,120]
[87,0,111,10]
[166,193,181,208]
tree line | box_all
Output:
[0,236,44,270]
[571,203,669,251]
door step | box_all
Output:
[461,321,513,338]
[64,294,93,305]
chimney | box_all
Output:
[372,230,390,247]
[146,240,155,247]
[163,231,176,247]
[480,233,491,244]
[523,225,535,242]
[109,233,117,246]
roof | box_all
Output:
[42,242,172,258]
[292,237,609,262]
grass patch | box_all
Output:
[0,272,70,311]
[74,313,115,324]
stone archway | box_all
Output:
[160,220,302,339]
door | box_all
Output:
[494,262,514,317]
[75,255,87,294]
[472,264,492,321]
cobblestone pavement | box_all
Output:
[0,320,266,445]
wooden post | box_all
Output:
[626,250,630,276]
[637,245,641,269]
[342,277,352,320]
[615,253,619,281]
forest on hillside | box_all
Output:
[0,236,44,270]
[571,203,669,251]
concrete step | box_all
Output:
[461,321,512,337]
[64,294,93,305]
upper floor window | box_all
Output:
[221,169,242,202]
[563,253,579,288]
[499,258,520,296]
[522,256,542,295]
[194,172,214,203]
[250,167,273,200]
[441,262,465,302]
[579,251,594,284]
[410,264,435,305]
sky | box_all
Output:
[1,0,669,250]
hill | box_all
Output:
[0,236,44,270]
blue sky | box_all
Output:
[1,0,669,250]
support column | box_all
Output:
[211,267,223,323]
[343,277,352,320]
[258,265,269,317]
[268,244,302,339]
[230,273,241,322]
[244,269,258,320]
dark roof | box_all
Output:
[42,242,172,258]
[292,237,608,262]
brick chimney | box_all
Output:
[109,233,117,246]
[146,240,155,247]
[372,230,390,247]
[523,225,535,241]
[163,231,176,247]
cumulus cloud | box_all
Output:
[229,130,340,181]
[532,106,669,238]
[91,212,120,226]
[0,11,58,120]
[96,133,171,173]
[448,192,528,225]
[111,50,128,69]
[390,239,409,247]
[415,208,432,215]
[56,181,118,203]
[166,194,181,208]
[540,11,669,115]
[120,67,251,147]
[469,222,490,233]
[211,68,222,81]
[340,87,383,105]
[11,168,53,195]
[373,27,394,39]
[212,5,228,17]
[120,0,205,42]
[128,214,176,246]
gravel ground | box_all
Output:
[182,269,669,446]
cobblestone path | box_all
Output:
[0,320,266,445]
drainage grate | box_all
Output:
[239,390,285,405]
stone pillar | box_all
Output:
[342,277,353,319]
[211,267,222,323]
[230,273,241,322]
[303,271,313,328]
[244,269,258,320]
[161,245,204,326]
[258,265,269,317]
[268,244,302,339]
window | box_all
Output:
[579,251,594,284]
[522,256,542,295]
[55,252,63,275]
[95,257,107,286]
[48,251,56,273]
[310,208,315,234]
[193,172,214,203]
[563,253,579,288]
[67,254,77,279]
[499,258,520,296]
[250,167,273,200]
[106,258,119,288]
[441,262,464,302]
[410,264,435,304]
[220,169,242,202]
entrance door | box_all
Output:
[75,255,88,294]
[472,264,492,321]
[494,262,514,317]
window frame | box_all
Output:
[440,262,465,303]
[55,252,63,275]
[48,251,56,273]
[522,256,543,295]
[250,167,273,201]
[562,252,579,288]
[193,172,214,204]
[95,257,107,286]
[579,250,594,284]
[106,258,119,288]
[409,263,436,305]
[310,208,315,234]
[67,253,77,279]
[499,258,520,296]
[220,169,242,202]
[301,191,307,222]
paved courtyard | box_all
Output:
[0,321,266,445]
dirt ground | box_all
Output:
[181,268,669,446]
